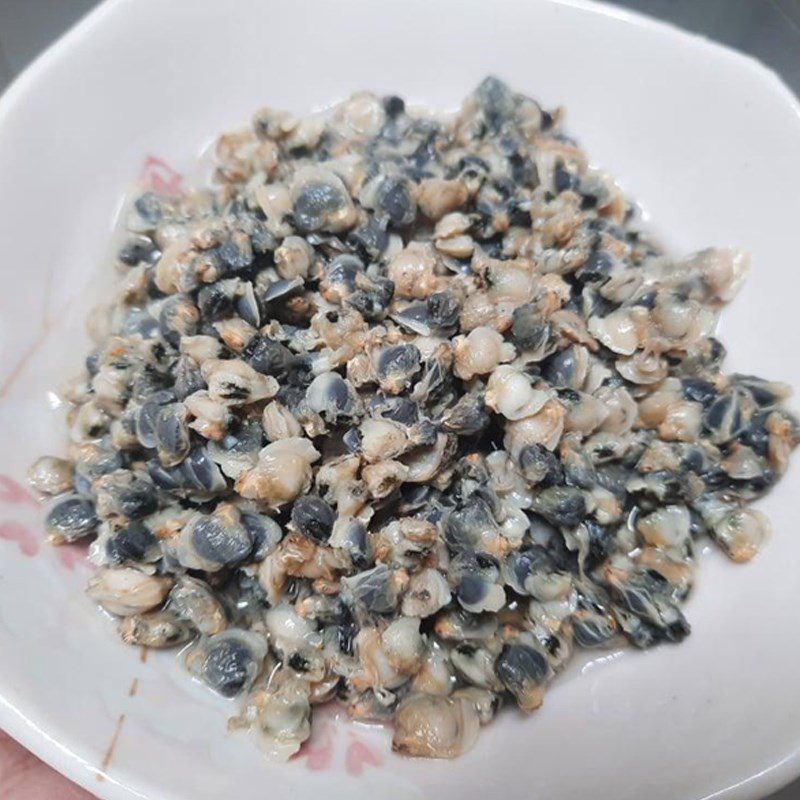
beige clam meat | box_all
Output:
[435,234,474,259]
[27,456,74,496]
[315,455,366,517]
[504,398,567,455]
[185,391,231,440]
[485,365,551,420]
[418,178,468,220]
[453,326,516,380]
[387,242,440,299]
[246,673,312,761]
[381,617,426,674]
[484,258,537,305]
[86,568,173,617]
[119,610,193,648]
[359,418,411,462]
[392,694,480,758]
[201,359,279,406]
[434,211,472,240]
[595,384,638,434]
[402,569,452,618]
[236,438,320,507]
[265,604,323,658]
[180,335,223,364]
[336,91,386,137]
[588,309,640,355]
[400,433,452,483]
[711,508,770,563]
[616,350,668,385]
[562,391,610,435]
[214,318,257,352]
[363,460,409,498]
[255,183,293,237]
[658,401,704,442]
[352,627,406,691]
[274,235,314,280]
[636,505,691,549]
[412,645,457,696]
[693,247,750,302]
[261,401,303,441]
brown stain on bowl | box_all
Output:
[96,713,126,781]
[128,678,139,697]
[140,646,149,663]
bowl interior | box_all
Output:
[1,1,799,799]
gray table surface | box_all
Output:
[0,1,798,799]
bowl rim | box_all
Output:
[1,2,799,799]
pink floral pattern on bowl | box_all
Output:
[0,476,40,558]
[295,711,383,777]
[138,156,184,197]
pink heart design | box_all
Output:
[55,542,90,572]
[139,156,184,196]
[0,521,38,557]
[345,738,382,777]
[0,476,38,509]
[296,720,334,771]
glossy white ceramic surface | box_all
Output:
[0,1,799,798]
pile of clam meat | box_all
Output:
[29,78,799,760]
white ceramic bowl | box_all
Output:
[1,1,799,798]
